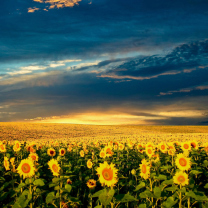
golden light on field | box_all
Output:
[35,112,167,125]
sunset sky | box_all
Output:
[0,0,208,125]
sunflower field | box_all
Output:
[0,138,208,208]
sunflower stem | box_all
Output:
[179,184,182,208]
[29,178,33,208]
[188,197,190,208]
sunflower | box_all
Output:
[4,157,10,171]
[167,142,175,150]
[10,157,16,172]
[67,179,72,184]
[168,149,175,156]
[96,161,118,187]
[104,146,114,157]
[99,149,106,158]
[139,159,150,180]
[145,147,154,158]
[14,141,21,150]
[0,143,6,152]
[113,145,118,151]
[86,179,96,189]
[190,140,198,150]
[151,154,160,163]
[173,171,189,186]
[17,159,36,179]
[48,159,60,177]
[59,148,66,156]
[68,145,72,152]
[29,153,39,162]
[204,143,208,154]
[175,153,191,171]
[80,150,85,157]
[131,169,136,175]
[146,142,154,149]
[158,142,167,153]
[47,148,56,157]
[181,142,191,152]
[118,143,125,151]
[87,159,93,169]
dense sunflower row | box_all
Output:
[0,139,208,208]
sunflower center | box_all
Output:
[16,143,20,148]
[61,150,64,154]
[50,150,54,155]
[184,144,189,149]
[102,168,113,181]
[148,149,152,154]
[31,156,36,161]
[142,164,147,173]
[161,145,165,150]
[178,175,185,183]
[179,158,187,166]
[52,164,58,172]
[21,163,31,173]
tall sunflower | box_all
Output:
[0,143,6,153]
[17,159,36,179]
[96,161,118,187]
[158,142,167,153]
[175,153,191,171]
[99,149,106,158]
[139,159,150,180]
[86,179,96,189]
[145,147,154,158]
[190,140,198,150]
[173,171,189,186]
[48,159,60,177]
[181,142,191,152]
[29,153,39,162]
[4,157,10,171]
[47,148,56,157]
[59,148,66,156]
[87,159,93,169]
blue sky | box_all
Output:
[0,0,208,125]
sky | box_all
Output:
[0,0,208,125]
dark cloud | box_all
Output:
[0,0,208,124]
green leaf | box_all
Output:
[94,206,102,208]
[134,182,145,191]
[92,189,106,198]
[99,189,115,206]
[0,177,5,181]
[190,170,202,175]
[139,190,153,198]
[160,166,172,170]
[162,179,173,185]
[204,183,208,189]
[164,197,178,208]
[115,194,138,203]
[52,177,62,183]
[33,179,45,186]
[65,184,72,193]
[165,186,178,192]
[154,187,161,198]
[194,192,208,201]
[138,204,146,208]
[54,185,60,191]
[155,174,167,181]
[186,191,208,201]
[46,192,55,204]
[18,183,26,189]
